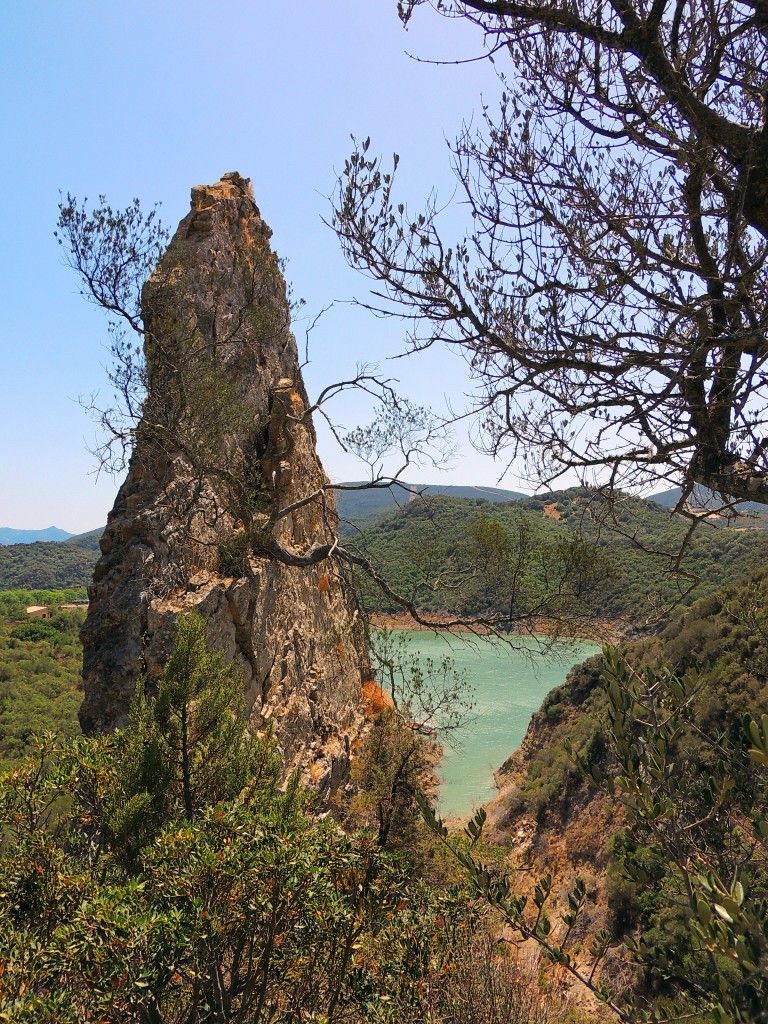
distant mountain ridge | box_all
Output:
[0,526,74,546]
[335,481,527,529]
[649,485,768,514]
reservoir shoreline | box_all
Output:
[370,609,624,643]
[378,628,601,819]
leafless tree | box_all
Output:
[333,0,768,518]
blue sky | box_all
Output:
[1,1,515,532]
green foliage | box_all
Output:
[344,398,438,472]
[370,627,475,735]
[584,651,768,1022]
[106,613,273,865]
[0,588,88,619]
[0,597,85,765]
[0,614,587,1022]
[0,727,562,1022]
[0,638,496,1024]
[10,620,63,643]
[352,490,768,627]
[216,530,252,576]
[520,709,603,821]
[352,493,611,633]
[350,706,431,849]
[0,536,99,588]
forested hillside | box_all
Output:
[352,488,768,628]
[0,530,102,589]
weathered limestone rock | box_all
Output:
[80,172,367,792]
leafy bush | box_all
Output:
[0,619,569,1024]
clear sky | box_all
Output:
[1,1,521,533]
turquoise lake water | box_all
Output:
[388,632,600,819]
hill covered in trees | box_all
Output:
[6,490,768,631]
[0,483,526,589]
[0,530,102,589]
[351,488,768,629]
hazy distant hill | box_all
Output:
[335,482,526,533]
[650,485,768,516]
[0,526,73,545]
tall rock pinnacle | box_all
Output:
[80,172,367,791]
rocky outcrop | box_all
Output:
[80,172,367,792]
[484,659,631,1009]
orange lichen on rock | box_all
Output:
[361,680,394,717]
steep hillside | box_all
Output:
[485,567,768,1007]
[352,488,768,628]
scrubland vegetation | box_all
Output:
[2,569,768,1020]
[0,590,86,767]
[0,613,588,1024]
